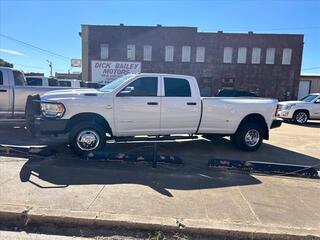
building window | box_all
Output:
[127,44,136,61]
[282,48,292,65]
[266,48,275,64]
[100,44,109,59]
[251,48,261,64]
[143,45,152,61]
[181,46,191,62]
[223,47,233,63]
[237,47,247,64]
[196,47,205,62]
[165,46,174,62]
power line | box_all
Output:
[0,33,71,61]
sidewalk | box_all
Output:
[0,154,319,239]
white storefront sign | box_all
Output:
[71,59,82,67]
[91,60,141,84]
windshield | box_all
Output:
[100,74,134,92]
[300,94,318,102]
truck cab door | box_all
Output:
[160,77,201,134]
[114,76,161,136]
[0,70,12,119]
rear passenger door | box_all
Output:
[160,77,201,134]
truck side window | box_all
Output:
[59,81,71,87]
[0,71,3,85]
[164,78,191,97]
[48,78,59,86]
[26,78,42,86]
[13,70,26,86]
[119,77,158,97]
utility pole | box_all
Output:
[47,60,52,76]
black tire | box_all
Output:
[233,122,263,151]
[68,121,107,155]
[293,110,309,124]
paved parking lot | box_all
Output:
[0,121,319,238]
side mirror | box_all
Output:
[315,99,320,104]
[118,86,134,96]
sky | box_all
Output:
[0,0,319,76]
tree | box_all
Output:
[0,58,13,68]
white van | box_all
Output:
[26,76,59,87]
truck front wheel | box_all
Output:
[232,122,263,151]
[69,122,106,155]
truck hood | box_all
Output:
[41,88,103,101]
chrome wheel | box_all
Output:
[244,129,260,147]
[76,130,100,151]
[295,112,308,124]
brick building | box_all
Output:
[80,24,304,100]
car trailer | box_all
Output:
[208,159,319,178]
[85,135,197,168]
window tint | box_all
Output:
[13,70,26,86]
[120,77,158,96]
[164,78,191,97]
[59,81,71,87]
[26,77,42,86]
[48,78,59,86]
[0,71,3,85]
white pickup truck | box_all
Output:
[34,73,281,154]
[0,67,68,124]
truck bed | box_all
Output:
[198,97,278,134]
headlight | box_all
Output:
[41,102,65,118]
[283,104,296,110]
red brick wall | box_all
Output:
[82,25,303,100]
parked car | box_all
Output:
[217,89,258,97]
[32,73,281,154]
[58,79,84,88]
[277,93,320,124]
[0,67,66,124]
[26,76,59,87]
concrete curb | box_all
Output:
[0,205,319,240]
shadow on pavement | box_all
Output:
[283,120,320,128]
[301,122,320,128]
[18,156,262,197]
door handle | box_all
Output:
[0,89,7,92]
[147,102,158,105]
[187,102,197,105]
